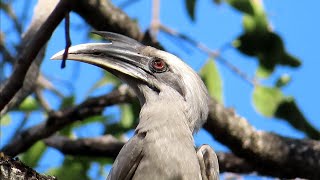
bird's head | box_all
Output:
[51,31,209,132]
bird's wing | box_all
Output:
[197,144,220,180]
[107,133,145,180]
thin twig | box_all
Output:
[159,24,259,86]
[35,87,51,112]
[1,2,23,35]
[0,0,71,111]
[10,113,30,141]
[37,74,65,98]
[150,0,160,37]
[1,85,135,156]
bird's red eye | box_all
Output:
[150,58,167,73]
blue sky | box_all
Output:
[1,0,319,179]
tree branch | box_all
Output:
[1,85,135,156]
[45,135,298,178]
[45,135,123,159]
[204,99,320,179]
[0,153,56,180]
[70,0,142,41]
[0,0,62,115]
[0,0,71,111]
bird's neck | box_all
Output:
[135,87,194,141]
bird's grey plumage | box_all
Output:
[51,31,219,180]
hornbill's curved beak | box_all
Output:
[51,31,152,82]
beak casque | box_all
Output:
[51,31,151,82]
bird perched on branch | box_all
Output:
[52,31,219,180]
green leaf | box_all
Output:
[87,71,120,95]
[280,53,301,67]
[120,104,134,129]
[200,59,223,103]
[60,96,75,109]
[48,156,90,180]
[252,86,284,117]
[275,74,291,88]
[275,97,320,139]
[185,0,196,21]
[256,65,272,78]
[18,96,39,112]
[227,0,254,15]
[236,32,301,77]
[20,141,46,168]
[0,114,11,126]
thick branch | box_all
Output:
[71,0,142,40]
[45,135,293,177]
[204,99,320,179]
[0,0,71,111]
[1,85,135,156]
[0,154,56,180]
[45,135,124,159]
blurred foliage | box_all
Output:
[185,0,197,21]
[228,0,301,77]
[48,156,91,180]
[18,96,39,112]
[20,141,47,168]
[253,86,284,117]
[253,85,320,139]
[200,59,224,104]
[275,74,291,88]
[0,114,11,126]
[275,98,320,139]
[107,101,140,137]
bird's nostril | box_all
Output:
[92,51,102,56]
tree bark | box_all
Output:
[0,154,56,180]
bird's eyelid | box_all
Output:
[149,57,168,73]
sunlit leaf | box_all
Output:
[276,74,291,88]
[120,104,134,129]
[185,0,196,21]
[0,114,11,126]
[200,59,223,103]
[253,86,284,117]
[18,96,39,112]
[256,65,272,78]
[20,141,46,168]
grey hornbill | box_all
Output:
[52,31,219,180]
